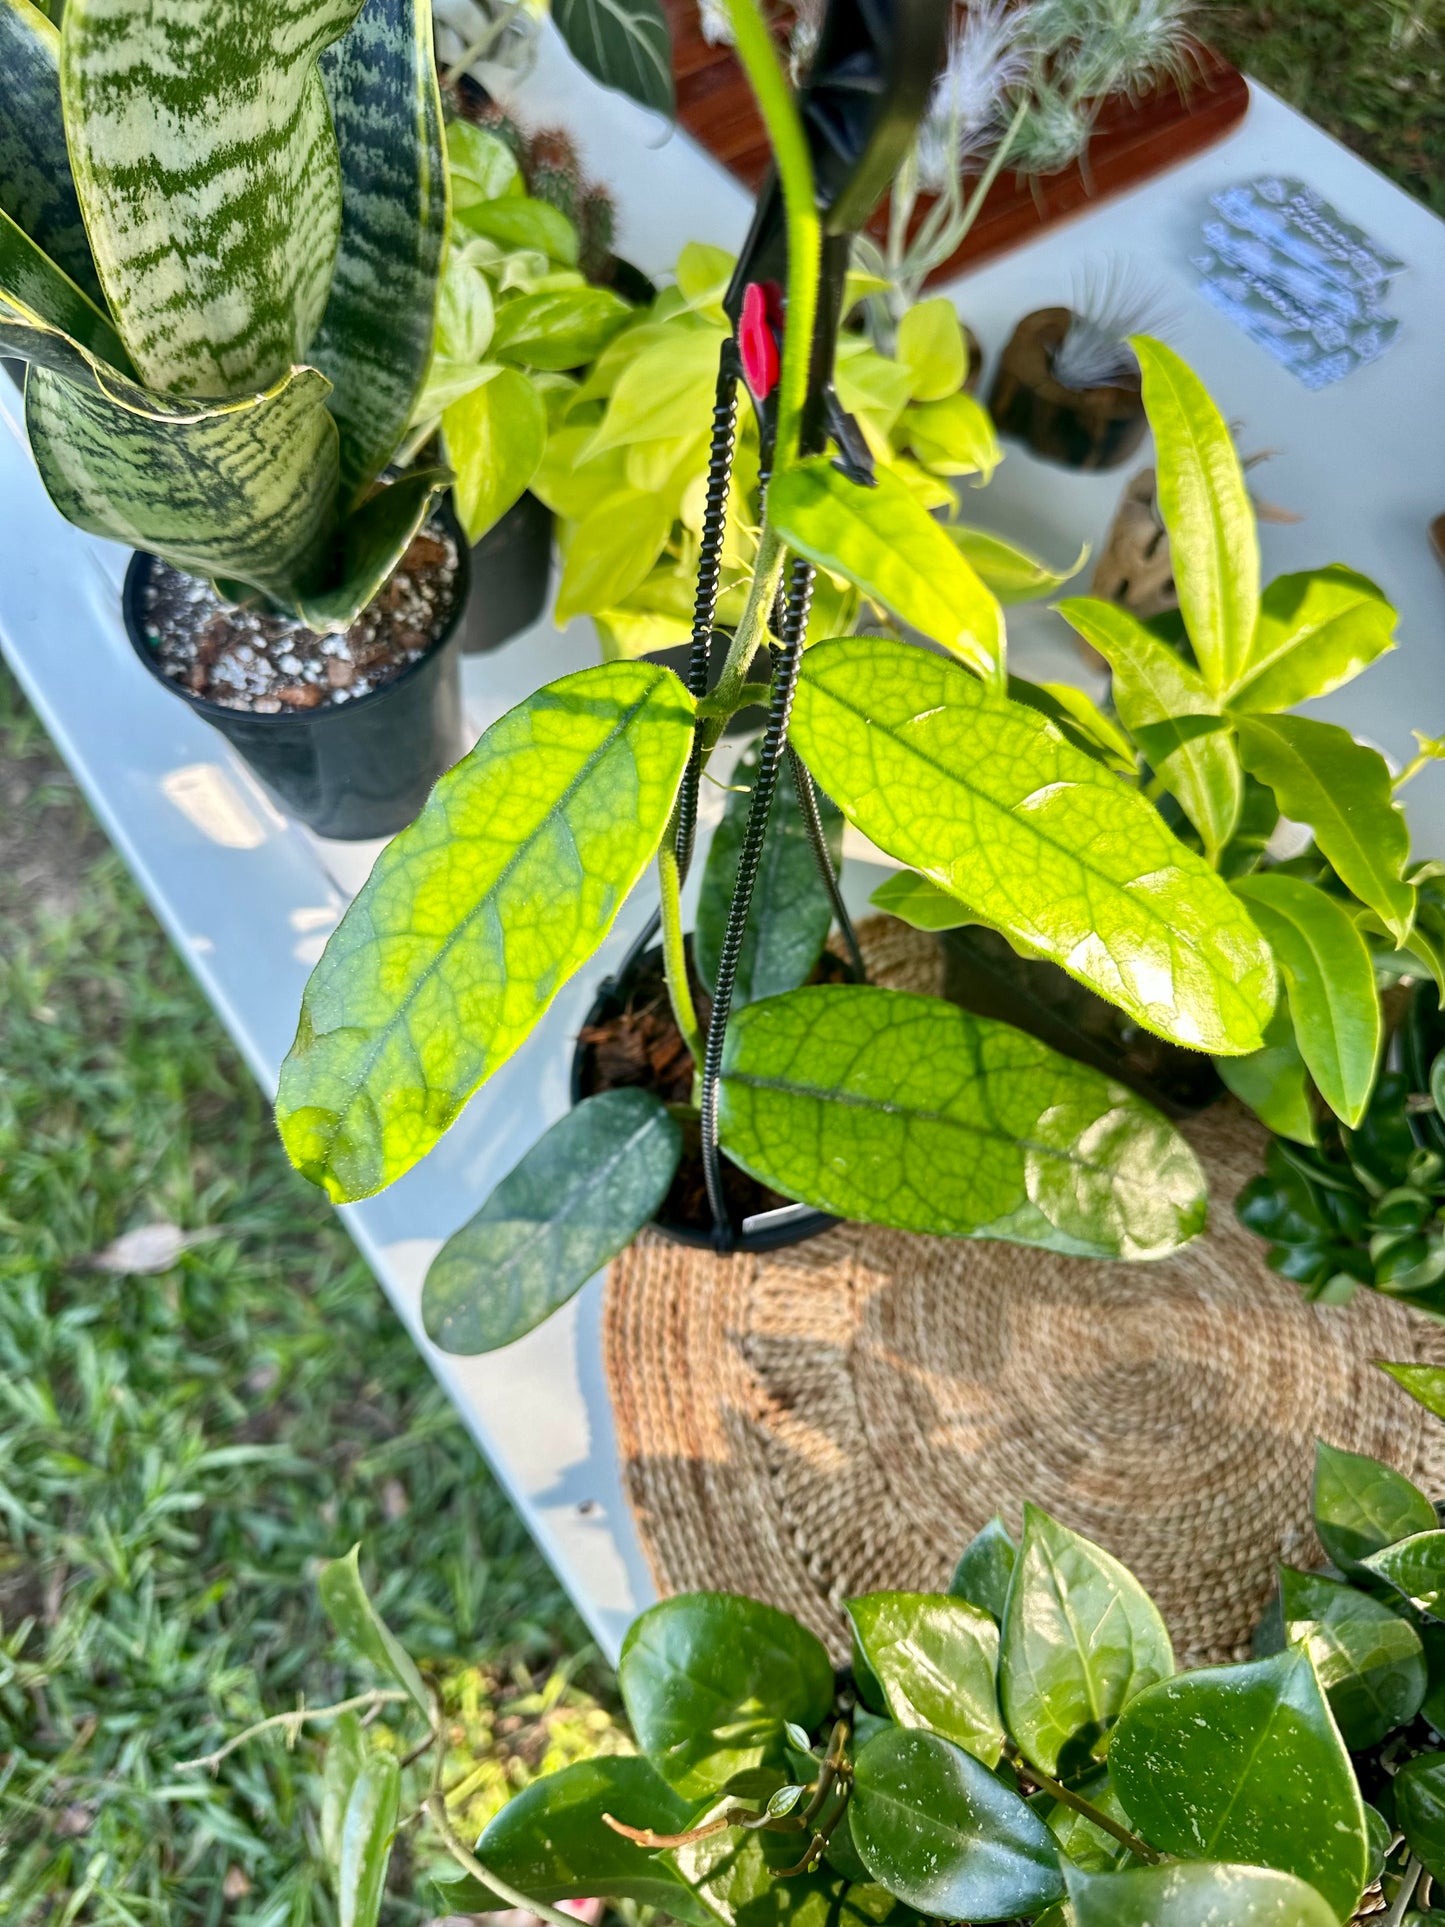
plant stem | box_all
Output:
[1017,1760,1160,1863]
[658,827,703,1066]
[174,1689,412,1773]
[425,1794,584,1927]
[708,523,787,740]
[1384,1854,1423,1927]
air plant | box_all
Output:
[1050,258,1174,390]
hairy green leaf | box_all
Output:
[444,367,547,543]
[1314,1439,1436,1574]
[1228,566,1397,712]
[1000,1504,1174,1776]
[846,1593,1005,1765]
[949,527,1086,605]
[869,870,971,932]
[421,1088,680,1354]
[717,985,1206,1258]
[791,637,1274,1053]
[769,460,1004,684]
[1365,1532,1445,1616]
[850,1727,1064,1922]
[1110,1648,1369,1923]
[318,1544,431,1716]
[950,1517,1017,1621]
[277,661,694,1201]
[0,0,101,299]
[1278,1564,1425,1748]
[338,1754,399,1927]
[1234,873,1381,1128]
[1065,1862,1338,1927]
[618,1592,834,1799]
[1132,336,1257,697]
[552,0,674,115]
[1395,1753,1445,1882]
[1236,714,1415,945]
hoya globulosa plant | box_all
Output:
[0,0,448,631]
[279,1373,1445,1927]
[275,0,1279,1355]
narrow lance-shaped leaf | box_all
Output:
[277,661,695,1201]
[320,1711,366,1866]
[337,1754,400,1927]
[769,459,1006,686]
[552,0,675,117]
[1233,872,1381,1128]
[950,526,1087,605]
[312,0,448,507]
[718,984,1207,1259]
[1132,335,1257,696]
[0,0,102,299]
[1065,1863,1339,1927]
[319,1544,431,1716]
[1314,1438,1437,1573]
[1228,566,1398,713]
[791,637,1275,1054]
[422,1089,681,1355]
[846,1592,1006,1766]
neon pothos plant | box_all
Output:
[0,0,448,630]
[266,1369,1445,1927]
[275,0,1279,1350]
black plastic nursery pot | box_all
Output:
[462,489,553,653]
[570,938,837,1255]
[123,510,470,842]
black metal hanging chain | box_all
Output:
[699,554,816,1242]
[787,743,865,982]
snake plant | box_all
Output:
[0,0,450,631]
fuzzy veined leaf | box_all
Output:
[0,0,102,300]
[61,0,366,397]
[277,661,695,1202]
[311,0,448,507]
[791,637,1275,1054]
[552,0,674,116]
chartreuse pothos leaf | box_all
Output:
[551,0,674,117]
[1233,873,1381,1128]
[1057,595,1241,861]
[491,288,633,370]
[1110,1648,1370,1923]
[950,527,1086,605]
[1132,336,1257,697]
[1364,1533,1445,1616]
[1000,1504,1174,1776]
[1395,1753,1445,1881]
[791,638,1274,1053]
[444,367,547,544]
[896,298,966,401]
[337,1754,399,1927]
[1277,1564,1425,1749]
[845,1593,1006,1765]
[421,1088,681,1354]
[717,986,1206,1258]
[277,662,694,1201]
[1228,567,1397,713]
[1065,1862,1339,1927]
[869,870,972,933]
[0,207,129,369]
[60,0,365,395]
[318,1544,431,1717]
[696,737,842,1007]
[1215,1001,1316,1146]
[1379,1361,1445,1419]
[555,487,675,624]
[0,0,101,300]
[311,0,447,507]
[1236,714,1415,945]
[768,461,1005,685]
[950,1517,1017,1621]
[618,1592,834,1799]
[903,391,1001,479]
[1314,1439,1436,1573]
[849,1727,1064,1922]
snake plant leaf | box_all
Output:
[1110,1648,1369,1924]
[1232,873,1381,1128]
[0,211,129,370]
[1228,566,1398,713]
[791,638,1274,1054]
[870,869,972,932]
[718,984,1207,1258]
[1277,1564,1426,1749]
[769,458,1005,686]
[1001,1504,1174,1777]
[1131,335,1257,698]
[290,466,448,633]
[1314,1440,1437,1574]
[950,527,1087,605]
[846,1592,1006,1766]
[60,0,366,396]
[1056,596,1242,862]
[25,361,339,604]
[0,0,101,301]
[552,0,675,116]
[1214,1001,1316,1145]
[336,1754,400,1927]
[421,1088,681,1354]
[310,0,448,508]
[1236,713,1415,945]
[277,661,694,1202]
[1065,1863,1339,1927]
[950,1517,1017,1621]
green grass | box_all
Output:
[0,663,616,1923]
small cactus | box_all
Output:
[525,126,584,228]
[579,185,618,282]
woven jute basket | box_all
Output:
[604,923,1445,1667]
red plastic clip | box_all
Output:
[739,281,781,400]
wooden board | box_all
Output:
[664,0,1249,277]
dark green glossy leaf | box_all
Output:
[1229,567,1397,714]
[1314,1440,1436,1574]
[1379,1362,1445,1421]
[320,1711,366,1866]
[696,738,842,1007]
[667,1827,915,1927]
[1364,1802,1390,1885]
[0,0,101,298]
[1216,1001,1316,1145]
[1397,1752,1445,1882]
[552,0,674,115]
[318,1544,430,1717]
[1279,1564,1426,1748]
[791,638,1274,1054]
[277,661,694,1201]
[618,1592,835,1799]
[850,1727,1064,1922]
[1065,1861,1339,1927]
[1236,714,1415,946]
[1042,1771,1135,1874]
[1110,1647,1370,1923]
[1365,1533,1445,1617]
[717,985,1207,1259]
[337,1753,399,1927]
[869,870,970,933]
[294,465,448,633]
[1000,1504,1173,1776]
[422,1088,681,1354]
[950,1516,1017,1621]
[845,1592,1005,1765]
